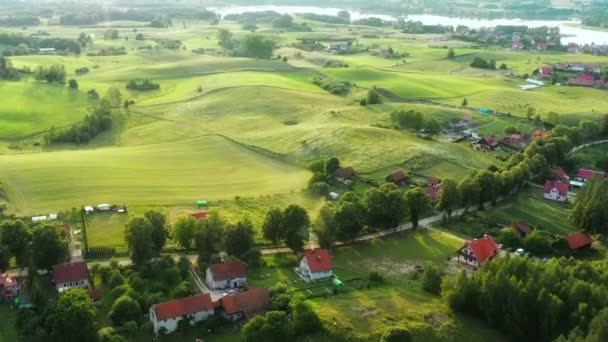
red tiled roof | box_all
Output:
[88,289,102,301]
[504,134,523,143]
[577,169,605,179]
[335,167,356,178]
[544,180,569,196]
[540,66,553,74]
[208,260,246,282]
[427,186,441,200]
[512,220,532,235]
[304,249,333,273]
[567,232,593,250]
[52,261,89,285]
[463,235,499,263]
[152,293,214,321]
[221,288,270,318]
[190,212,208,220]
[386,170,407,183]
[579,74,594,81]
[479,135,498,147]
[533,129,550,139]
[550,167,570,182]
[0,274,18,288]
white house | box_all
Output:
[297,249,333,282]
[456,235,500,267]
[149,293,214,336]
[52,261,91,293]
[544,180,569,202]
[205,260,246,290]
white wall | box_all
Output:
[299,257,332,281]
[56,279,90,292]
[544,188,567,202]
[150,307,214,336]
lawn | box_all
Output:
[570,143,608,171]
[0,304,18,342]
[0,135,311,215]
[0,81,94,138]
[86,212,129,249]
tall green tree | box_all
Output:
[124,218,155,267]
[238,34,276,59]
[324,157,340,176]
[109,295,141,326]
[282,205,310,253]
[144,210,168,253]
[458,175,481,212]
[335,201,364,242]
[225,219,256,259]
[404,187,431,229]
[106,86,122,108]
[242,311,291,342]
[48,288,98,342]
[476,170,499,209]
[0,244,10,272]
[195,212,226,262]
[31,224,69,270]
[262,208,284,245]
[365,183,406,229]
[173,216,199,249]
[0,219,31,268]
[314,203,337,250]
[217,28,235,50]
[570,177,608,234]
[436,178,460,220]
[366,88,382,105]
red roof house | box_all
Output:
[476,135,498,150]
[504,134,525,146]
[549,167,570,183]
[511,220,532,237]
[566,232,593,251]
[576,169,606,182]
[299,249,333,281]
[149,293,214,336]
[532,129,550,139]
[540,66,553,74]
[428,177,442,188]
[538,43,548,50]
[335,167,356,180]
[427,186,441,201]
[205,260,246,290]
[512,40,524,49]
[544,180,569,202]
[568,74,605,88]
[52,261,91,292]
[220,287,271,321]
[457,235,500,267]
[1,274,20,300]
[386,170,407,185]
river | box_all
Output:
[209,5,608,45]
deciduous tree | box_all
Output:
[404,187,431,229]
[436,178,460,220]
[173,216,199,249]
[282,205,310,253]
[31,224,69,270]
[263,208,284,245]
[225,219,255,259]
[48,288,98,342]
[124,218,155,267]
[0,219,31,268]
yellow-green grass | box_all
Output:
[86,212,129,249]
[0,304,18,342]
[0,82,93,137]
[0,135,310,215]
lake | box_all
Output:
[209,5,608,45]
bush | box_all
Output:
[381,327,413,342]
[366,88,382,105]
[68,79,78,89]
[109,295,142,326]
[126,79,160,91]
[123,320,139,337]
[421,264,442,295]
[312,75,352,95]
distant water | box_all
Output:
[210,5,608,45]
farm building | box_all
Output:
[219,287,271,322]
[84,206,94,214]
[205,260,246,290]
[575,169,606,183]
[386,170,407,185]
[503,134,527,148]
[326,42,350,53]
[329,192,340,200]
[52,261,91,293]
[566,232,593,251]
[475,135,498,150]
[543,180,569,202]
[334,167,356,182]
[456,235,500,268]
[97,203,111,211]
[1,274,20,301]
[568,74,605,88]
[297,249,333,282]
[549,167,570,183]
[532,129,550,139]
[149,293,214,336]
[511,220,533,237]
[537,43,548,50]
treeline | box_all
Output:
[391,109,441,134]
[46,100,112,144]
[0,57,20,80]
[34,64,66,83]
[0,32,81,55]
[217,29,276,59]
[312,74,352,95]
[126,79,160,91]
[353,17,385,27]
[470,56,497,69]
[0,16,40,26]
[395,20,451,34]
[442,256,608,342]
[87,46,126,57]
[298,13,350,24]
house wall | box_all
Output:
[457,246,479,267]
[310,270,333,281]
[150,307,214,336]
[221,310,244,322]
[56,279,90,292]
[544,188,567,202]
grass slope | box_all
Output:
[0,135,310,214]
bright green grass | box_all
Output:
[0,82,93,137]
[86,212,129,249]
[0,304,18,342]
[0,135,310,215]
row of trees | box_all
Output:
[391,109,441,133]
[46,99,113,144]
[0,56,20,80]
[126,79,160,91]
[217,29,276,59]
[33,64,66,83]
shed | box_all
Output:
[84,206,94,214]
[196,201,209,207]
[97,204,111,211]
[32,216,47,223]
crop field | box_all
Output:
[0,82,93,137]
[0,135,310,215]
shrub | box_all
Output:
[381,327,413,342]
[109,295,142,326]
[421,264,442,295]
[312,75,352,95]
[126,79,160,91]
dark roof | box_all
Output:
[221,288,270,319]
[88,289,102,301]
[511,220,532,235]
[479,135,498,147]
[428,177,441,187]
[304,249,333,273]
[208,260,246,282]
[386,170,407,183]
[335,167,356,178]
[152,293,214,321]
[567,232,593,250]
[462,235,499,263]
[52,261,89,284]
[549,167,570,182]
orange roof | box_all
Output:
[567,232,593,250]
[152,293,214,321]
[220,288,270,319]
[208,260,246,281]
[190,212,208,220]
[304,249,333,273]
[462,235,499,263]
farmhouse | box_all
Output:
[568,74,605,88]
[52,261,91,293]
[205,260,246,290]
[549,167,570,183]
[532,129,550,139]
[334,167,356,182]
[386,170,407,186]
[543,180,569,202]
[1,274,20,301]
[475,135,498,150]
[456,235,500,268]
[427,186,441,201]
[566,232,593,251]
[511,220,533,237]
[297,249,333,282]
[503,134,527,148]
[428,177,442,188]
[567,42,579,53]
[326,42,350,53]
[84,206,94,214]
[575,169,606,182]
[149,293,214,336]
[220,287,271,322]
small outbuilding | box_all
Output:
[456,235,500,268]
[544,180,569,202]
[97,204,111,211]
[566,232,593,251]
[386,170,407,186]
[220,287,271,322]
[205,260,246,290]
[511,220,532,237]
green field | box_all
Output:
[86,212,129,249]
[0,82,93,137]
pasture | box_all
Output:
[86,212,129,250]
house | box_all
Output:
[567,42,579,53]
[190,212,208,220]
[537,43,548,50]
[456,235,500,267]
[1,274,20,301]
[427,186,441,202]
[428,177,442,188]
[52,261,91,293]
[543,180,569,202]
[149,293,214,336]
[205,260,246,290]
[532,129,550,139]
[549,167,570,183]
[386,170,407,185]
[568,74,605,88]
[326,42,350,53]
[575,169,606,182]
[503,134,526,147]
[297,249,333,282]
[334,167,356,182]
[475,135,498,150]
[511,35,524,50]
[220,287,271,322]
[566,232,593,251]
[539,66,553,75]
[511,220,532,237]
